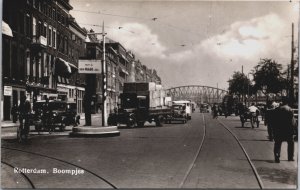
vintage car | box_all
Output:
[32,100,78,132]
[165,104,187,124]
[200,103,209,113]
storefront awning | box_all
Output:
[55,58,77,77]
[2,21,13,37]
[26,83,57,94]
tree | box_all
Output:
[252,58,285,96]
[228,71,252,100]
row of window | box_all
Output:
[28,0,68,26]
[69,89,84,99]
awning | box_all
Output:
[68,62,78,73]
[2,21,13,37]
[55,58,77,77]
[110,47,118,55]
[26,83,57,93]
[120,68,129,75]
[121,54,129,62]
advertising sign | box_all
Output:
[78,60,102,74]
[4,86,12,96]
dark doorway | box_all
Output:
[3,96,11,120]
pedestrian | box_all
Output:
[11,103,18,123]
[272,97,296,163]
[265,101,279,141]
[212,104,218,119]
[18,95,31,134]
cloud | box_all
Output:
[108,22,167,58]
[200,13,288,62]
[106,14,291,89]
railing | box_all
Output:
[32,36,47,47]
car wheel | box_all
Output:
[60,124,66,132]
[35,125,41,132]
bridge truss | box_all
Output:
[165,85,228,104]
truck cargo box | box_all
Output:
[124,82,156,92]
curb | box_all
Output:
[69,126,120,137]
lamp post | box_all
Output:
[101,22,108,126]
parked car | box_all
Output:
[165,104,187,124]
[32,100,70,132]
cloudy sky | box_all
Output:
[70,0,299,90]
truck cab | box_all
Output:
[172,100,192,120]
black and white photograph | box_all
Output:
[1,0,299,189]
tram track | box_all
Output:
[1,146,118,189]
[217,119,264,189]
[179,113,264,189]
[179,113,207,188]
[1,160,35,189]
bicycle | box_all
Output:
[17,114,30,143]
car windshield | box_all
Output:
[66,103,77,111]
[33,102,45,111]
[49,102,66,111]
[173,105,183,110]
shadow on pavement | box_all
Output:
[257,167,297,185]
[239,139,270,142]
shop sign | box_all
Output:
[78,60,101,74]
[4,86,12,96]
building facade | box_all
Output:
[2,0,87,121]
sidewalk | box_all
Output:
[1,114,103,128]
[1,120,19,128]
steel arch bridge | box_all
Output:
[165,85,228,104]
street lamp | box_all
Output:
[88,22,108,126]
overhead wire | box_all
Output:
[72,9,203,48]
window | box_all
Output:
[52,9,56,20]
[64,36,68,54]
[61,15,65,25]
[26,14,31,37]
[48,26,52,46]
[33,57,36,77]
[53,28,56,49]
[26,50,30,76]
[49,6,52,17]
[57,12,61,23]
[43,23,47,37]
[38,21,42,37]
[38,1,41,11]
[45,54,48,77]
[32,17,36,36]
[57,32,61,52]
[33,0,36,8]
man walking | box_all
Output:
[273,97,296,163]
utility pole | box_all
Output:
[101,21,108,126]
[290,23,295,105]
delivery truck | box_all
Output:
[107,82,172,128]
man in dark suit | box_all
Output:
[273,97,296,163]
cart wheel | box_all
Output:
[155,116,164,127]
[127,119,136,128]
